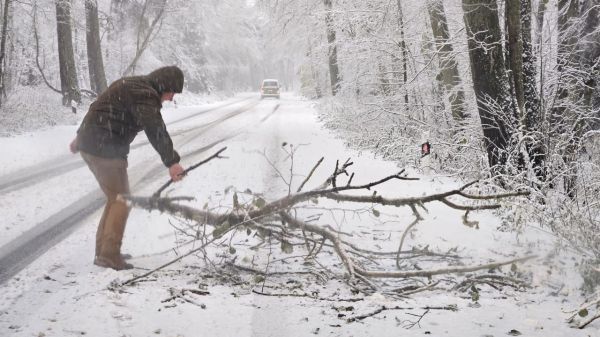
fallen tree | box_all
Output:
[118,147,534,303]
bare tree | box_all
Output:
[0,0,11,106]
[123,0,167,75]
[551,0,580,196]
[579,0,600,125]
[520,0,544,177]
[324,0,340,96]
[85,0,107,94]
[462,0,515,169]
[395,0,409,107]
[506,0,546,181]
[33,2,61,94]
[55,0,81,106]
[307,36,323,99]
[506,0,525,117]
[535,0,549,48]
[426,0,468,126]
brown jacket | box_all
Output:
[76,66,184,167]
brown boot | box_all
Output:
[95,202,111,259]
[94,256,133,270]
[96,196,132,271]
[95,253,132,260]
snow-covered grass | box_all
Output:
[0,85,80,137]
[0,93,598,336]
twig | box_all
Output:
[355,255,537,279]
[307,238,326,259]
[161,288,210,303]
[396,213,421,268]
[153,147,227,198]
[579,313,600,329]
[297,157,324,192]
[567,293,600,328]
[281,212,357,277]
[254,170,417,216]
[396,281,440,296]
[227,262,324,279]
[120,213,267,287]
[453,274,531,291]
[347,305,457,323]
[318,158,354,189]
[402,309,430,329]
[325,183,528,211]
[261,233,273,292]
[282,212,536,279]
[252,289,363,302]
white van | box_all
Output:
[260,79,280,99]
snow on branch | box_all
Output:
[122,152,533,295]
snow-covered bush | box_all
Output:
[0,85,81,136]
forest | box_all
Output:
[0,0,598,331]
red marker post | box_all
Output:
[421,141,431,157]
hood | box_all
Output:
[147,66,184,94]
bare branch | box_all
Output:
[346,305,457,323]
[153,147,227,198]
[354,255,536,279]
[119,213,269,287]
[297,156,324,192]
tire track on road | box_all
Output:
[0,97,256,195]
[0,99,262,285]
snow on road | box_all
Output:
[0,94,596,336]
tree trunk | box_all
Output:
[307,35,322,99]
[535,0,548,118]
[462,0,515,169]
[396,0,409,108]
[0,1,9,94]
[521,0,541,132]
[579,0,600,115]
[562,0,600,197]
[521,0,545,181]
[553,0,579,122]
[85,0,107,94]
[0,0,11,106]
[56,0,81,106]
[378,63,391,95]
[323,0,340,96]
[554,0,579,197]
[535,0,549,49]
[33,2,61,94]
[506,0,525,117]
[426,0,468,125]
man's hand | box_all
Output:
[69,137,79,154]
[169,163,185,181]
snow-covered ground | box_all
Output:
[0,93,597,336]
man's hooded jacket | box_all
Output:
[76,66,184,167]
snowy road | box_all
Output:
[0,96,264,283]
[0,94,597,336]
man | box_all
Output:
[70,65,186,270]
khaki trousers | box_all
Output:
[81,152,130,263]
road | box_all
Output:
[0,95,281,284]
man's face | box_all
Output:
[161,92,175,103]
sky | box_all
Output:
[0,92,598,336]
